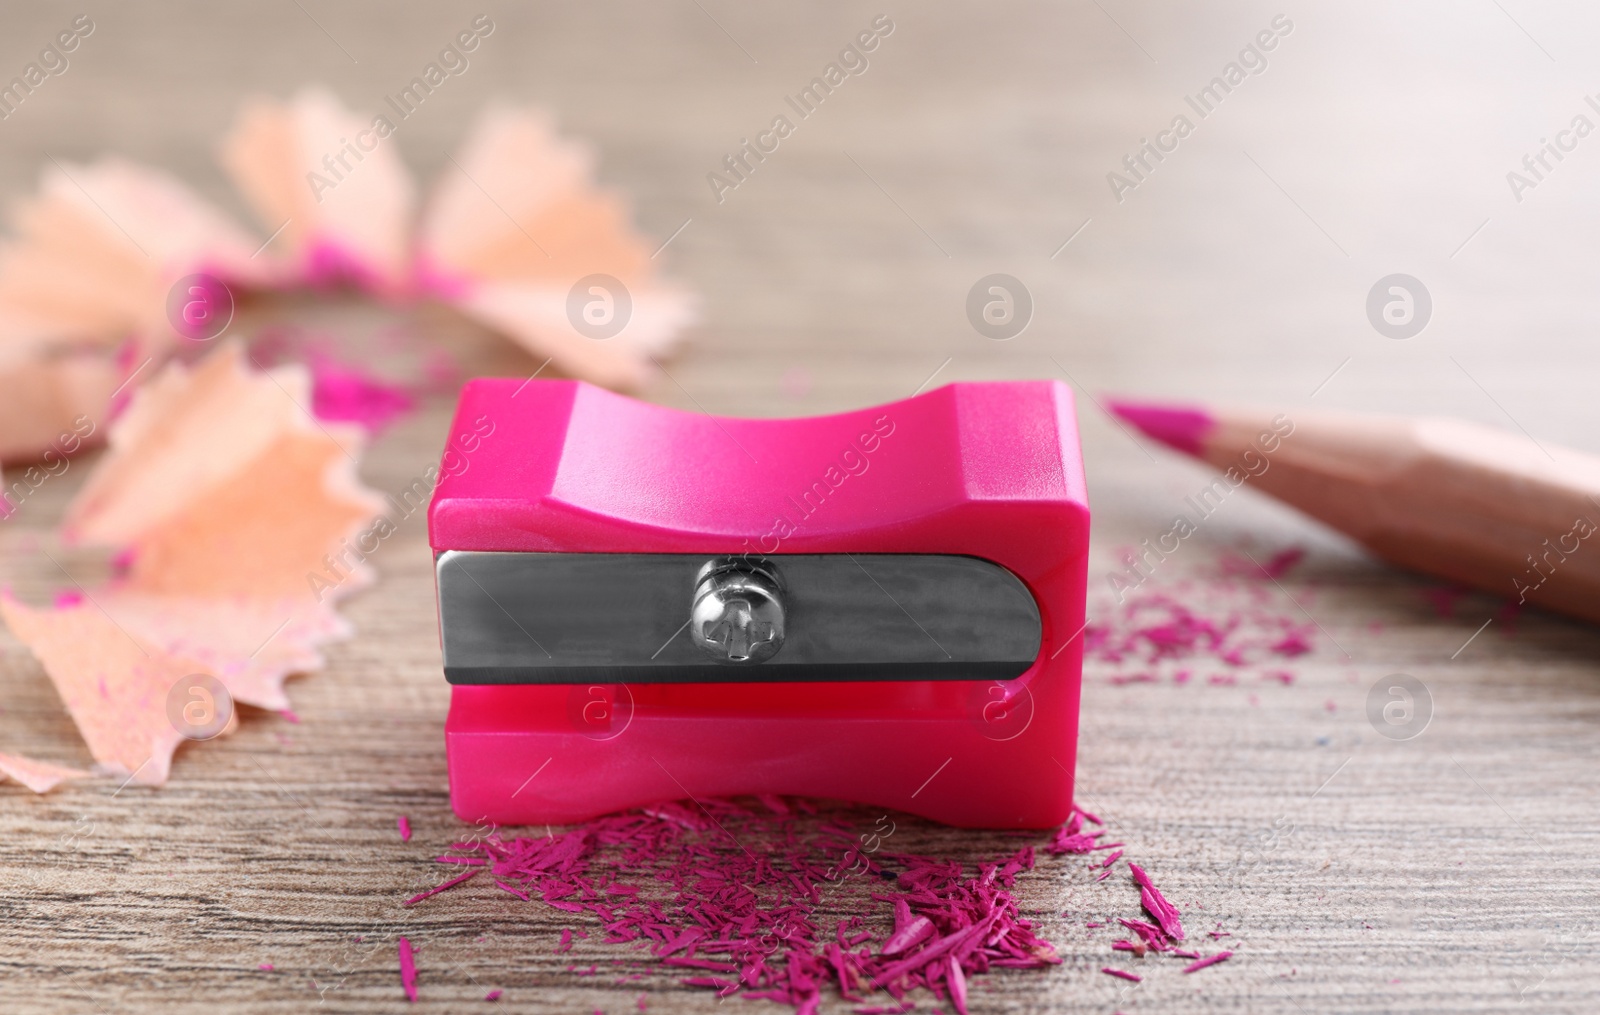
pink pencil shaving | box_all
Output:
[398,937,418,1001]
[486,989,502,1001]
[1128,863,1184,941]
[1046,827,1103,855]
[881,915,934,956]
[1101,967,1141,982]
[309,351,417,433]
[418,802,1073,1009]
[1119,918,1166,952]
[947,954,968,1015]
[398,815,412,842]
[1182,951,1233,974]
[405,869,478,906]
[496,880,530,900]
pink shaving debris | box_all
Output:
[1118,917,1166,952]
[423,798,1069,1012]
[1101,882,1196,963]
[405,869,478,906]
[947,955,968,1014]
[411,798,1217,1010]
[1182,951,1233,973]
[1128,864,1184,942]
[1087,584,1315,684]
[1101,967,1142,982]
[882,915,935,955]
[279,709,301,724]
[485,989,502,1000]
[1045,810,1104,855]
[309,352,417,433]
[398,936,418,1001]
[398,815,412,842]
[496,880,531,900]
[257,963,274,971]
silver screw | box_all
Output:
[690,557,786,664]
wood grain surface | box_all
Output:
[2,2,1599,1012]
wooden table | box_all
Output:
[3,2,1598,1011]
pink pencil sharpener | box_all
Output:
[427,379,1089,828]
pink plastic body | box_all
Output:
[428,379,1089,828]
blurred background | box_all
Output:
[3,2,1599,1012]
[5,1,1597,435]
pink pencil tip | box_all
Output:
[1104,397,1214,457]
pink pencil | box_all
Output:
[1108,399,1600,626]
